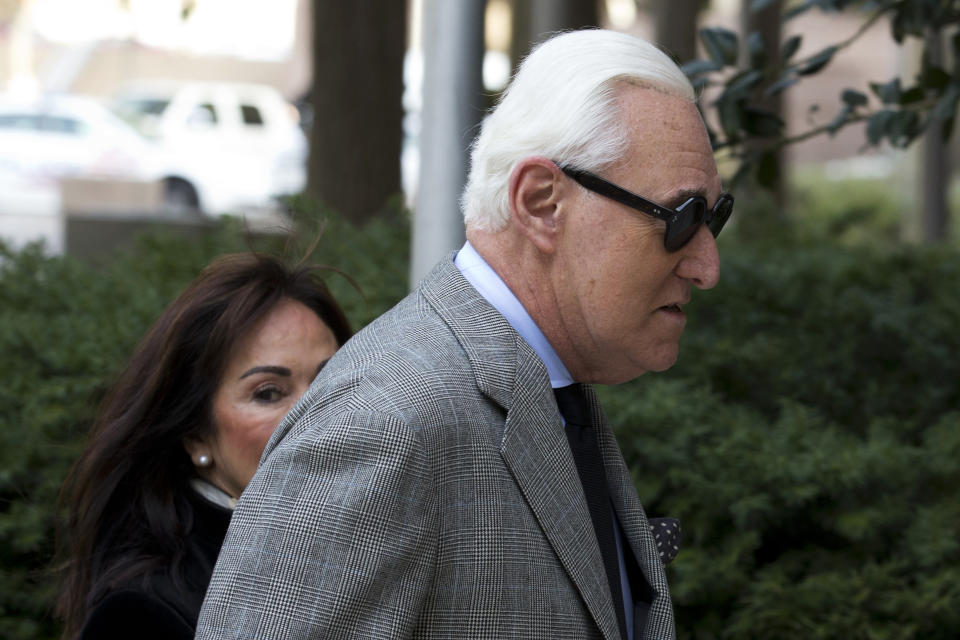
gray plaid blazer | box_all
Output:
[195,258,675,640]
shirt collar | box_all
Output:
[454,241,574,388]
[190,477,237,510]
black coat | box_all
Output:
[78,491,232,640]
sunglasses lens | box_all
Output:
[665,199,706,251]
[708,195,734,237]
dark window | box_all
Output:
[39,116,85,134]
[240,104,264,126]
[0,114,42,131]
[0,114,86,134]
[128,99,170,116]
[188,103,218,127]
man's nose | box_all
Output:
[676,224,720,290]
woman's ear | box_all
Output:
[508,157,569,254]
[182,436,213,469]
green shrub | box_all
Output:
[2,199,958,639]
[790,174,903,247]
[723,172,917,250]
[283,194,412,328]
[0,237,209,639]
[601,241,960,639]
[0,206,409,639]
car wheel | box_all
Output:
[162,178,201,217]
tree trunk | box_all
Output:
[509,0,599,73]
[529,0,597,44]
[308,1,406,224]
[652,0,701,65]
[741,0,786,216]
[921,28,950,242]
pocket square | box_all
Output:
[649,517,681,565]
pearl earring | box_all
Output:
[197,454,212,468]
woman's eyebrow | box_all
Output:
[239,365,292,380]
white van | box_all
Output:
[112,81,308,216]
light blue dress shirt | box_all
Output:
[454,241,636,639]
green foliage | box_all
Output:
[601,240,960,639]
[685,0,960,188]
[283,194,412,328]
[725,171,905,248]
[3,196,958,639]
[789,174,903,246]
[0,206,409,639]
[0,234,230,640]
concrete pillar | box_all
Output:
[409,0,485,287]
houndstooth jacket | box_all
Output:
[195,257,675,640]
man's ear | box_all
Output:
[508,157,570,254]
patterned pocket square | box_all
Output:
[649,517,681,565]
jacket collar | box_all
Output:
[419,256,518,415]
[420,256,626,639]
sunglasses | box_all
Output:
[560,166,734,252]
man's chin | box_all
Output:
[650,353,679,372]
[635,347,680,377]
[590,356,676,385]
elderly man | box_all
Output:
[197,29,732,640]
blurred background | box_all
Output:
[1,1,958,639]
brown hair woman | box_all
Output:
[57,253,352,640]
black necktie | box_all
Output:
[554,384,628,640]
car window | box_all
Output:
[130,99,169,116]
[0,114,42,131]
[0,113,87,135]
[188,103,218,127]
[240,104,264,126]
[39,116,87,135]
[120,98,170,116]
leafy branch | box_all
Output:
[685,0,960,189]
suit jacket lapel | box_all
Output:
[499,338,623,640]
[585,386,675,640]
[421,259,622,640]
[420,258,516,415]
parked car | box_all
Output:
[111,81,308,215]
[0,93,160,187]
[0,93,167,252]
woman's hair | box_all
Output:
[461,29,695,231]
[56,252,352,638]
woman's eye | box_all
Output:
[253,385,285,403]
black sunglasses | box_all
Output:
[560,166,734,252]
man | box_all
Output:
[197,29,732,640]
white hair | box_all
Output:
[461,29,695,231]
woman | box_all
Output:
[57,253,352,640]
